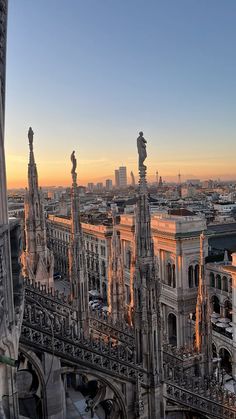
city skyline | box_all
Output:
[5,0,236,188]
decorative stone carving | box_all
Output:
[22,128,54,289]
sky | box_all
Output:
[5,0,236,188]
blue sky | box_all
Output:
[5,0,236,186]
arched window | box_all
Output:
[216,275,221,290]
[172,264,176,288]
[167,263,172,286]
[195,264,199,287]
[219,348,232,374]
[188,266,194,288]
[229,278,232,293]
[168,313,177,346]
[222,276,228,292]
[211,295,220,314]
[210,272,215,288]
[224,300,232,321]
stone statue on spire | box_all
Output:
[71,150,77,174]
[137,131,147,191]
[28,127,34,150]
[71,150,77,185]
[137,131,147,168]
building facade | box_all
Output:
[47,209,210,350]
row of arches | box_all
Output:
[209,272,231,292]
[18,348,127,419]
[165,263,201,289]
[212,343,232,375]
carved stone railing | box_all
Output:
[20,321,145,383]
[24,280,134,347]
[89,308,134,347]
[23,280,236,418]
[24,278,72,307]
[163,365,236,418]
[163,344,202,370]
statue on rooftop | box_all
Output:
[137,131,147,168]
[71,150,77,174]
[28,127,34,148]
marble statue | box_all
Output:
[71,150,77,174]
[28,127,34,147]
[137,131,147,167]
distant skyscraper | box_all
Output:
[96,182,103,191]
[87,182,94,192]
[130,171,135,187]
[115,169,120,188]
[119,166,127,188]
[105,179,113,190]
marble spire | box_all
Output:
[22,128,54,288]
[108,210,125,323]
[134,132,162,417]
[195,232,212,376]
[69,150,89,330]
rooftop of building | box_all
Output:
[207,223,236,234]
[168,208,196,216]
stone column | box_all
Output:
[44,354,66,419]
